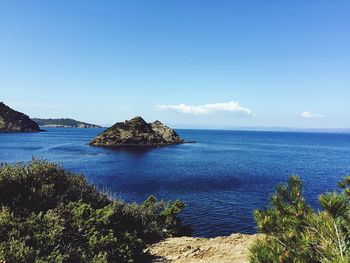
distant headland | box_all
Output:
[90,116,187,147]
[32,118,101,128]
[0,102,41,132]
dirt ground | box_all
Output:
[146,233,260,263]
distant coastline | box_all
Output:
[32,118,102,128]
[170,126,350,134]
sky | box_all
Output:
[1,0,349,129]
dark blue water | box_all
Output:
[1,128,350,237]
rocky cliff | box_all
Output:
[0,102,40,132]
[89,116,184,147]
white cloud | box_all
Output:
[156,101,253,116]
[298,111,324,118]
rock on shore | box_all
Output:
[89,116,184,147]
[147,233,260,263]
[0,102,40,132]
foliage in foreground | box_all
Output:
[0,160,191,263]
[250,176,350,262]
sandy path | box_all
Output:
[146,233,260,263]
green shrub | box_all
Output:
[0,160,191,262]
[0,159,109,215]
[250,176,350,262]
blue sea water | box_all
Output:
[1,128,350,237]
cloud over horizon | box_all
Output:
[298,111,324,119]
[156,101,253,116]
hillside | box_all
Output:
[0,102,40,132]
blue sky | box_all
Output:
[1,1,349,128]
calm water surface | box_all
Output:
[1,128,350,237]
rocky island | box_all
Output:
[32,118,101,128]
[89,116,185,147]
[0,102,41,132]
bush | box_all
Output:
[250,175,350,262]
[0,160,110,215]
[0,160,191,262]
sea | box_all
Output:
[1,128,350,237]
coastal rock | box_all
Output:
[0,102,40,132]
[89,116,184,147]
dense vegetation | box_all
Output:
[250,176,350,262]
[0,160,191,262]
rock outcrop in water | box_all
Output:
[0,102,40,132]
[89,116,184,147]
